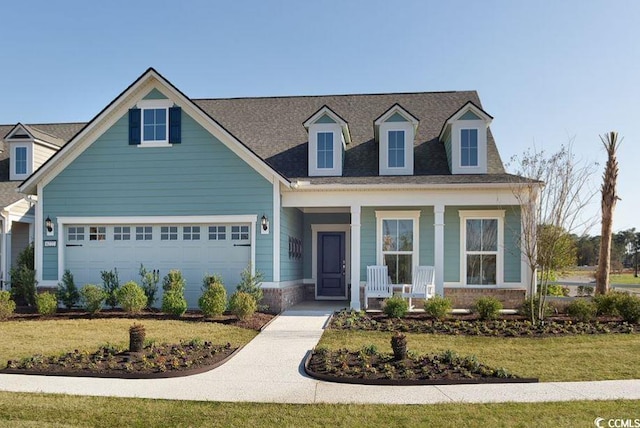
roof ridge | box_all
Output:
[193,90,478,102]
[25,125,66,142]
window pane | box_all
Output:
[466,254,481,284]
[382,219,398,251]
[481,255,497,285]
[482,219,498,251]
[384,254,412,284]
[461,129,478,167]
[388,130,405,168]
[466,219,482,251]
[317,132,333,169]
[398,220,413,251]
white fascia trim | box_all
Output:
[285,181,537,192]
[459,209,505,287]
[303,106,351,145]
[272,179,280,282]
[35,182,44,285]
[56,215,258,225]
[33,139,62,151]
[19,70,288,195]
[374,210,420,275]
[374,105,419,127]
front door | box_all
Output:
[317,231,346,299]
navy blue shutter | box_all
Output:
[169,107,181,144]
[128,108,141,145]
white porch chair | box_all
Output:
[402,265,435,309]
[365,265,392,309]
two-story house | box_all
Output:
[14,68,537,311]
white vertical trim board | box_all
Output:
[433,205,445,296]
[272,179,281,283]
[350,205,362,310]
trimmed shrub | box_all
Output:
[423,295,452,320]
[80,284,106,314]
[383,296,409,318]
[35,292,57,316]
[520,296,554,320]
[139,264,160,308]
[473,296,503,321]
[100,268,120,309]
[546,284,570,297]
[161,270,187,316]
[199,277,227,317]
[9,243,37,306]
[593,291,625,316]
[117,281,148,314]
[163,269,186,292]
[236,265,266,311]
[566,299,597,322]
[229,291,256,320]
[577,285,594,297]
[56,269,80,309]
[617,293,640,323]
[0,291,16,320]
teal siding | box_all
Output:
[460,110,481,120]
[504,206,522,282]
[444,206,522,284]
[143,88,168,100]
[302,213,350,278]
[316,114,336,124]
[280,207,304,281]
[386,112,408,122]
[360,208,377,279]
[419,209,435,266]
[42,111,274,280]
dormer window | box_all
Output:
[374,104,419,176]
[129,99,181,147]
[460,129,478,167]
[303,106,351,177]
[15,147,28,175]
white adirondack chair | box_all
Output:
[402,266,435,309]
[365,265,392,309]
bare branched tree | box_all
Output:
[595,132,622,295]
[508,143,598,322]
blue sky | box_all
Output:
[1,1,637,234]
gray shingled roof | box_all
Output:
[193,91,507,183]
[0,123,85,207]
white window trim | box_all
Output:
[375,210,420,284]
[10,143,33,181]
[459,210,504,287]
[308,123,344,176]
[451,120,487,174]
[460,128,479,167]
[379,122,413,175]
[136,99,173,147]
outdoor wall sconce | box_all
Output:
[45,216,54,236]
[261,214,269,234]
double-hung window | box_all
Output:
[388,130,405,168]
[460,129,478,167]
[317,132,334,169]
[460,211,504,286]
[143,108,167,143]
[15,147,27,175]
[376,211,420,284]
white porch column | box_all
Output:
[434,205,445,296]
[350,204,361,310]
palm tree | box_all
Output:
[595,132,622,295]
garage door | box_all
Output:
[64,223,251,308]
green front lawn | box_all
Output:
[0,319,257,368]
[0,392,637,427]
[318,330,640,382]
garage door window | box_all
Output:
[68,227,85,241]
[161,226,178,240]
[114,226,131,241]
[231,225,249,241]
[208,226,226,240]
[136,226,153,241]
[89,226,106,241]
[183,226,201,240]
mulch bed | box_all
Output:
[330,310,639,336]
[2,340,239,379]
[305,348,538,385]
[9,307,275,331]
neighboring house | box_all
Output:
[0,122,84,287]
[16,68,538,312]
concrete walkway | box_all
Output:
[1,302,640,404]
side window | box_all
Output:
[161,226,178,241]
[231,225,250,241]
[68,226,85,241]
[183,226,201,240]
[136,226,153,241]
[114,226,131,241]
[209,226,226,240]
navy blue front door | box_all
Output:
[317,232,346,298]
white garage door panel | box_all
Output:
[64,223,251,308]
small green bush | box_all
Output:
[35,292,57,316]
[9,243,37,306]
[383,296,409,318]
[577,285,594,297]
[162,290,187,316]
[617,293,640,323]
[520,296,554,320]
[593,291,625,316]
[80,284,106,314]
[473,296,503,321]
[546,284,570,297]
[199,279,227,318]
[139,264,160,308]
[423,295,452,320]
[117,281,148,314]
[236,265,266,311]
[56,269,80,309]
[0,291,16,320]
[100,268,120,309]
[163,269,186,293]
[229,291,257,320]
[566,298,597,322]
